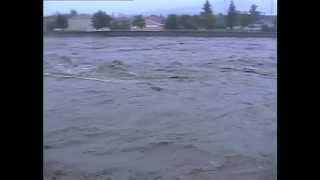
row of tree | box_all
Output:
[47,10,147,31]
[91,11,147,30]
[165,0,215,30]
[47,1,275,31]
[165,0,262,30]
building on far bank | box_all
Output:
[258,15,276,28]
[44,14,96,32]
[65,15,97,32]
[131,15,165,31]
[145,18,165,31]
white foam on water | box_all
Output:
[44,73,142,84]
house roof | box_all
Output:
[145,19,164,26]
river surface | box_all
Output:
[44,37,277,180]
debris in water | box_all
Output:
[111,60,126,66]
[150,86,163,91]
[168,75,189,80]
[96,60,128,73]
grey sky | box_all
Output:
[44,0,277,16]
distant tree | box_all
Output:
[46,21,56,31]
[192,15,202,27]
[202,0,213,14]
[226,0,237,29]
[132,15,146,29]
[54,14,68,30]
[273,17,277,28]
[110,19,131,30]
[239,13,251,28]
[165,14,180,29]
[179,15,198,29]
[199,0,216,29]
[91,10,112,29]
[249,4,260,24]
[70,10,78,17]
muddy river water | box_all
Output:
[44,37,277,180]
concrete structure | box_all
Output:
[257,15,276,27]
[43,15,96,32]
[144,18,165,31]
[65,15,96,32]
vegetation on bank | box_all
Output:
[91,11,112,30]
[46,14,68,31]
[132,15,146,29]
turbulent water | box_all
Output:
[44,37,277,180]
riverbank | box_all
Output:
[44,30,277,38]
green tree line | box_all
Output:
[165,0,266,30]
[46,10,146,31]
[46,1,276,32]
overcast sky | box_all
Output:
[44,0,277,16]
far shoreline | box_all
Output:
[44,30,277,38]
